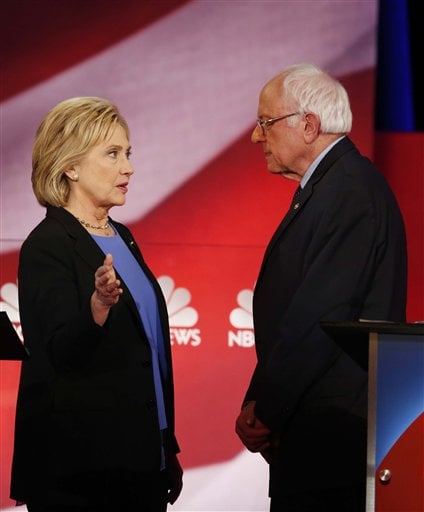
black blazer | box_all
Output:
[11,206,179,502]
[245,137,407,496]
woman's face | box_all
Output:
[69,124,134,210]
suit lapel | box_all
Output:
[256,137,356,281]
[47,206,106,270]
[262,189,305,259]
[46,207,143,327]
[258,186,311,280]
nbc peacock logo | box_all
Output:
[0,281,23,341]
[158,276,201,347]
[228,288,255,347]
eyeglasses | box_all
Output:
[256,112,299,135]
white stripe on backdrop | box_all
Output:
[1,0,377,248]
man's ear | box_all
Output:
[303,112,320,142]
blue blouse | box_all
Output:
[91,228,168,436]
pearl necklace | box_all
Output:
[76,217,110,230]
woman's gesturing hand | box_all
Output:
[91,253,123,325]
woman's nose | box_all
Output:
[122,160,134,175]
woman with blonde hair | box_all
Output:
[11,97,183,512]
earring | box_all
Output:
[72,173,79,181]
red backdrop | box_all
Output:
[1,1,422,510]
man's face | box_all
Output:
[251,77,304,182]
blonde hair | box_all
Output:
[32,96,130,206]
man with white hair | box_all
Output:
[236,63,407,511]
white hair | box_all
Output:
[280,63,352,134]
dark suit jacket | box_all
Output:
[244,137,407,497]
[10,206,179,502]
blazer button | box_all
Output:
[146,399,156,410]
[142,360,151,368]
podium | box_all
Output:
[321,321,424,512]
[0,311,29,360]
